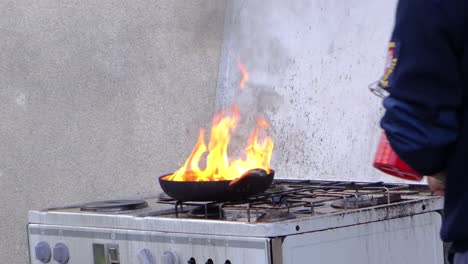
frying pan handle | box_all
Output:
[228,168,268,189]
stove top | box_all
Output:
[29,179,443,237]
[154,179,434,222]
[42,180,434,221]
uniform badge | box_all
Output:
[379,41,400,88]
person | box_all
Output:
[378,0,467,263]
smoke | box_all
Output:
[214,1,295,156]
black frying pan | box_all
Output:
[159,169,275,201]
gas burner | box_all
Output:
[257,210,296,222]
[187,205,223,219]
[331,193,402,209]
[331,195,378,209]
[270,195,288,205]
[80,199,148,212]
[294,202,325,214]
[158,193,174,202]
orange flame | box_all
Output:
[238,63,249,90]
[166,65,274,182]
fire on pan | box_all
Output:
[158,64,275,202]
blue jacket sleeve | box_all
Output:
[380,0,464,175]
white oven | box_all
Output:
[28,180,445,264]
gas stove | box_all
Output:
[28,179,445,264]
[156,180,430,222]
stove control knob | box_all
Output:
[137,249,155,264]
[161,250,179,264]
[35,241,52,263]
[205,259,214,264]
[53,243,70,264]
[187,257,196,264]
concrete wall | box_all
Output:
[216,0,402,183]
[0,1,225,262]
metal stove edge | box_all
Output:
[28,196,444,238]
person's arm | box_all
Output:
[381,0,464,176]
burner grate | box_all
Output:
[157,180,423,222]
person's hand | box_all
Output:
[427,172,446,196]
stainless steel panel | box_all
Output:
[281,212,443,264]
